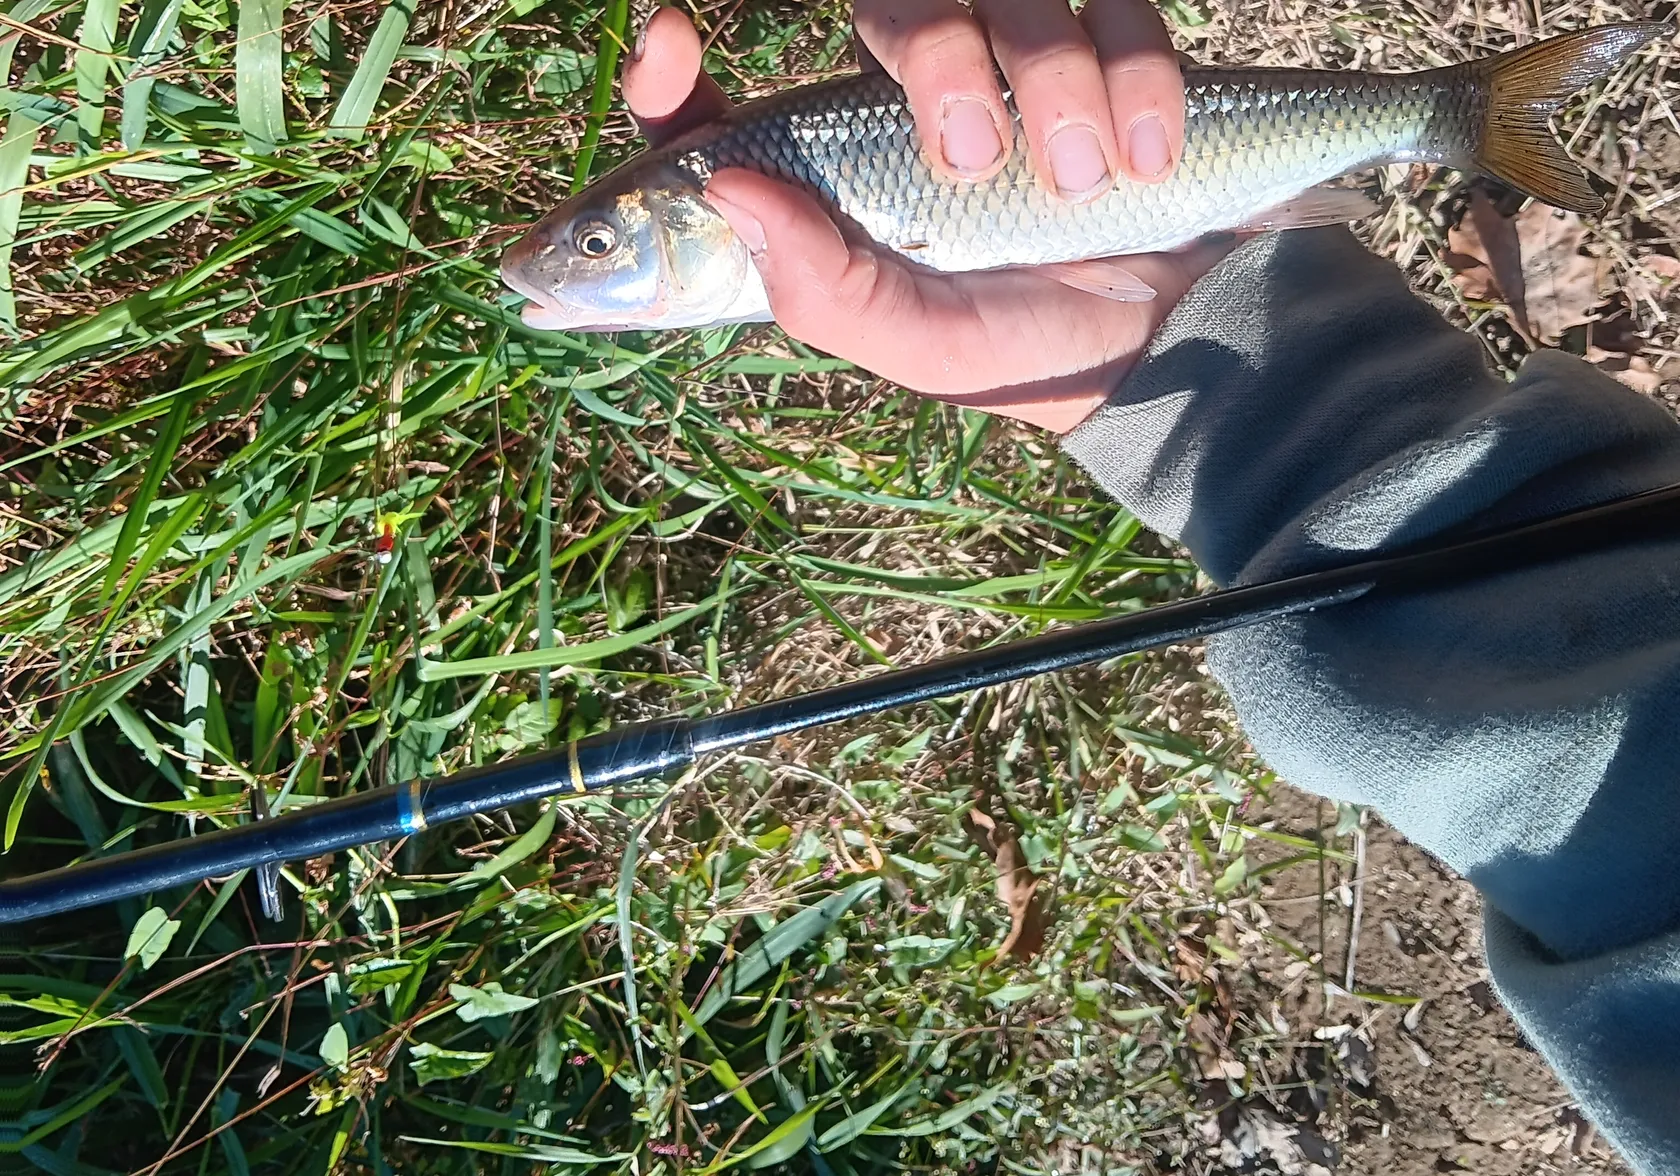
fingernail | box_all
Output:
[1047,125,1110,201]
[1128,114,1172,179]
[708,193,766,254]
[940,98,1003,176]
[631,12,653,61]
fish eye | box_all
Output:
[573,221,618,259]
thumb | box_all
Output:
[702,168,924,369]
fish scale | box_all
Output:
[674,68,1465,270]
[503,23,1667,333]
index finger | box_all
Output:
[1082,0,1184,182]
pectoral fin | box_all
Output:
[1038,257,1157,302]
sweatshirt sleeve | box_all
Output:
[1061,226,1680,1175]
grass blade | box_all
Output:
[815,1084,914,1151]
[121,0,189,149]
[695,1102,821,1175]
[0,0,56,83]
[235,0,288,148]
[327,0,414,135]
[459,804,555,883]
[1,1078,127,1148]
[535,399,562,724]
[0,110,41,329]
[871,1083,1013,1137]
[690,879,881,1030]
[73,0,120,145]
[99,384,198,606]
[179,567,216,781]
[414,593,722,681]
[401,1139,628,1165]
[615,831,645,1075]
[570,0,628,191]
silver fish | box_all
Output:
[502,22,1665,332]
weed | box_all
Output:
[0,0,1671,1172]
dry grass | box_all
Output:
[0,0,1672,1172]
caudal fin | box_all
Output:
[1474,22,1668,213]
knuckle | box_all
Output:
[1103,47,1181,84]
[898,18,992,88]
[1002,44,1114,129]
[831,252,889,321]
[1010,39,1101,86]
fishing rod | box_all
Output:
[6,480,1680,925]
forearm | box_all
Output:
[1064,228,1680,585]
[1062,227,1680,1171]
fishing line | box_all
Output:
[5,478,1680,924]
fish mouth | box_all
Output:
[519,301,635,334]
[499,258,580,330]
[508,290,649,335]
[499,260,639,334]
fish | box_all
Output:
[501,22,1667,333]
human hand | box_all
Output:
[623,4,1232,434]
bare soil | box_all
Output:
[1218,784,1633,1176]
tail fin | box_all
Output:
[1474,22,1668,213]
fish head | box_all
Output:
[500,161,770,332]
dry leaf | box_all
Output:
[1187,1010,1235,1072]
[1214,1103,1337,1176]
[1446,195,1605,344]
[1173,937,1209,986]
[1515,203,1603,343]
[1584,346,1663,394]
[1618,359,1663,395]
[1642,253,1680,280]
[962,804,1047,962]
[1626,252,1680,308]
[1446,189,1528,336]
[863,626,901,657]
[829,819,863,873]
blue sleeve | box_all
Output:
[1061,227,1680,1175]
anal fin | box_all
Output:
[1236,186,1377,232]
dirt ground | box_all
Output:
[1215,784,1633,1176]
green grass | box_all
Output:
[0,0,1280,1171]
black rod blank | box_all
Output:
[6,481,1680,924]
